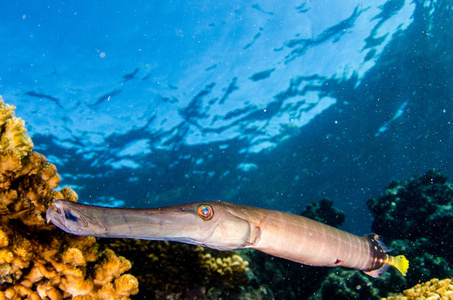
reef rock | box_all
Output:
[367,169,453,261]
[300,198,345,228]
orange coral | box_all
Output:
[62,247,87,267]
[0,96,138,299]
[92,249,132,286]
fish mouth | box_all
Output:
[46,200,63,223]
[46,199,76,231]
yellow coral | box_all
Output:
[113,274,139,296]
[200,251,250,277]
[62,248,87,267]
[0,96,33,158]
[92,249,132,286]
[97,274,139,300]
[0,98,15,127]
[38,162,60,190]
[0,227,9,248]
[36,282,62,300]
[383,278,453,300]
[52,186,78,203]
[0,96,139,299]
[196,246,251,288]
[0,149,21,174]
[0,248,13,264]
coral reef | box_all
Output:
[0,96,138,299]
[367,169,453,248]
[382,278,453,300]
[386,238,453,285]
[367,169,453,285]
[308,269,381,300]
[103,239,269,300]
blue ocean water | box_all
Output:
[0,0,451,234]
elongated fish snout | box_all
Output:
[46,199,91,235]
[46,199,63,224]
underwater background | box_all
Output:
[1,0,452,233]
[0,1,452,299]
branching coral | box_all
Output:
[0,96,138,299]
[382,278,453,300]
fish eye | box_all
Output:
[196,204,214,220]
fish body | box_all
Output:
[46,200,408,277]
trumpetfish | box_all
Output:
[46,200,409,277]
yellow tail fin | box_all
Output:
[389,255,409,276]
